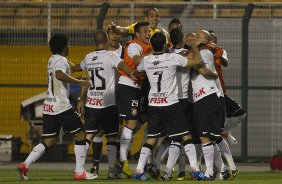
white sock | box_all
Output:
[195,144,203,169]
[147,155,152,164]
[178,146,186,173]
[217,139,236,171]
[155,142,170,169]
[25,143,46,168]
[202,142,214,177]
[223,113,246,132]
[136,146,151,173]
[165,141,181,176]
[107,143,117,169]
[184,143,199,171]
[214,144,226,172]
[74,144,86,173]
[93,136,103,142]
[86,141,90,153]
[120,127,133,162]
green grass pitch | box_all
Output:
[1,169,282,184]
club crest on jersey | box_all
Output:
[92,56,98,61]
[153,60,160,66]
[131,107,138,117]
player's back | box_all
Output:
[141,52,187,107]
[80,50,121,108]
[191,49,220,102]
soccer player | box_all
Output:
[115,21,152,178]
[17,33,96,181]
[108,8,165,38]
[209,30,246,145]
[192,30,232,179]
[72,30,134,179]
[132,31,205,180]
[168,18,182,33]
[169,28,201,180]
[88,28,124,176]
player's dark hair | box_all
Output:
[208,30,215,34]
[145,8,159,17]
[150,32,166,52]
[208,30,217,43]
[169,18,182,28]
[94,30,108,45]
[134,21,150,33]
[49,33,69,55]
[170,28,184,48]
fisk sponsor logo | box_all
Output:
[86,97,103,106]
[194,87,206,98]
[149,97,168,104]
[43,104,54,112]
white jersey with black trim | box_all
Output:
[192,49,220,102]
[80,50,120,108]
[43,55,72,115]
[118,43,142,88]
[170,48,190,99]
[137,53,188,107]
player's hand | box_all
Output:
[130,70,137,81]
[193,38,208,47]
[77,100,84,114]
[108,22,116,31]
[76,101,85,124]
[178,50,189,56]
[187,52,194,59]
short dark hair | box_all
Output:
[170,28,183,47]
[49,33,69,55]
[150,32,166,52]
[145,8,159,17]
[208,30,215,34]
[94,30,108,45]
[134,21,150,33]
[169,18,182,28]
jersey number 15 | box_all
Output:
[88,67,106,90]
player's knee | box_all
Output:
[73,130,86,141]
[170,136,182,143]
[146,137,158,146]
[42,137,57,148]
[125,120,137,130]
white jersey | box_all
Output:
[170,48,190,99]
[43,55,72,115]
[192,49,220,102]
[80,50,120,108]
[118,42,142,88]
[113,44,123,58]
[137,53,188,107]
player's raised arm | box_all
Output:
[108,22,130,36]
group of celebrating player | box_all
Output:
[17,7,246,181]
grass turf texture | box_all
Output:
[1,169,282,184]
